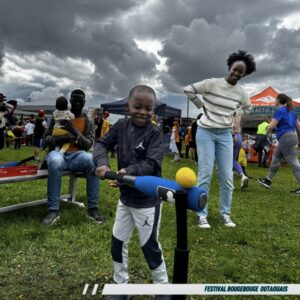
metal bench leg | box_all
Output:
[60,174,85,208]
[0,199,48,213]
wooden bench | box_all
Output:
[0,170,86,213]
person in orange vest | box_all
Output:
[184,125,192,158]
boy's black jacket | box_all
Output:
[93,118,164,208]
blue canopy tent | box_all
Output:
[101,98,181,118]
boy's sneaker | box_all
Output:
[240,175,249,189]
[87,208,105,224]
[43,210,60,225]
[258,177,272,188]
[290,188,300,195]
[221,215,236,228]
[198,217,211,229]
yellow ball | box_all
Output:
[175,167,197,188]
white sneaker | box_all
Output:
[240,175,249,189]
[198,217,211,229]
[221,215,236,227]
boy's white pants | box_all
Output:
[111,200,168,284]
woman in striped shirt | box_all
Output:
[183,50,256,229]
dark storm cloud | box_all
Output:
[257,26,300,77]
[159,17,248,91]
[0,0,139,54]
[83,20,159,95]
[0,42,5,75]
[127,0,299,39]
[0,0,158,98]
[0,0,299,106]
[156,0,300,95]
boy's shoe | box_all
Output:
[198,217,211,229]
[221,215,236,228]
[43,210,60,225]
[290,188,300,195]
[87,208,106,224]
[258,177,272,188]
[240,175,249,189]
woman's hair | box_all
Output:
[277,93,293,111]
[227,50,256,76]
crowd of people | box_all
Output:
[0,97,50,159]
[2,48,300,299]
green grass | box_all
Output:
[0,147,300,299]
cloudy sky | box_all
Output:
[0,0,300,119]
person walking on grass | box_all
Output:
[184,50,256,229]
[232,112,249,189]
[93,85,169,300]
[184,125,192,158]
[254,116,272,167]
[33,109,48,161]
[170,120,180,162]
[24,118,35,146]
[42,89,103,225]
[258,94,300,194]
[13,121,24,150]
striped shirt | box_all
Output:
[183,78,252,128]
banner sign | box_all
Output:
[99,284,300,296]
[251,106,300,115]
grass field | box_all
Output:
[0,146,299,300]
